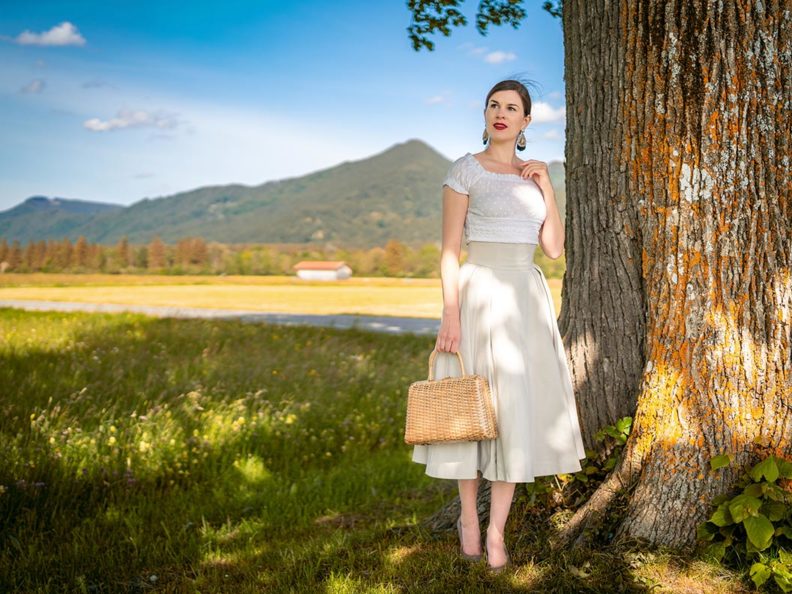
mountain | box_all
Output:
[0,139,566,247]
[0,196,124,244]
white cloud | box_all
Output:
[15,22,86,47]
[531,101,566,123]
[484,51,517,64]
[542,129,562,140]
[459,42,517,65]
[546,90,563,100]
[425,95,448,105]
[20,79,46,94]
[83,109,182,132]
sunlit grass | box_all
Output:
[0,309,749,592]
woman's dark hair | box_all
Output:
[484,79,534,116]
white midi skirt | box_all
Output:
[412,241,586,483]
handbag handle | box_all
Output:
[427,348,466,380]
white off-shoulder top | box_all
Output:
[442,152,547,244]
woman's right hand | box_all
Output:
[435,307,461,353]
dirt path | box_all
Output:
[0,299,440,336]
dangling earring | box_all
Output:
[516,129,527,151]
[482,127,490,145]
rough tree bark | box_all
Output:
[559,0,791,549]
[559,0,646,449]
[408,0,791,548]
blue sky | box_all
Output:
[0,1,565,211]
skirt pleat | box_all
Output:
[412,241,586,483]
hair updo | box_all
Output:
[484,79,533,116]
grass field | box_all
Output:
[0,273,563,318]
[0,308,749,592]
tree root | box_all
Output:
[552,447,642,550]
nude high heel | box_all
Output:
[485,527,511,573]
[456,517,483,562]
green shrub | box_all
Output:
[698,453,792,591]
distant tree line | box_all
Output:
[0,236,565,279]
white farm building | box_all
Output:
[293,261,353,281]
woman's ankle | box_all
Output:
[486,524,505,542]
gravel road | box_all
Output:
[0,299,440,336]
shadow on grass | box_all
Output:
[0,309,748,593]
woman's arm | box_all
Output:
[435,187,468,353]
[536,182,564,259]
[519,160,564,259]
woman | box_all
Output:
[412,79,586,571]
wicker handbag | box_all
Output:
[404,349,498,445]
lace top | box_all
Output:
[442,152,547,244]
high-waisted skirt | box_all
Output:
[412,241,586,483]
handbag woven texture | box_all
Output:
[404,349,498,445]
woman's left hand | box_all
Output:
[519,160,552,190]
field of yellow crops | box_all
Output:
[0,273,563,317]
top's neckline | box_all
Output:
[466,152,524,178]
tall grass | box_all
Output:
[0,309,748,592]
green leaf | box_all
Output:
[710,453,732,470]
[615,417,632,434]
[711,494,731,506]
[780,549,792,565]
[743,483,764,497]
[746,538,761,554]
[778,459,792,479]
[764,483,789,502]
[761,501,787,522]
[710,503,734,527]
[719,525,735,538]
[774,558,792,580]
[743,514,774,550]
[751,456,780,483]
[774,573,792,594]
[696,522,718,541]
[704,541,726,561]
[729,494,762,523]
[750,562,772,587]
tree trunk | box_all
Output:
[559,0,792,548]
[559,0,646,451]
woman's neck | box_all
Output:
[483,143,517,165]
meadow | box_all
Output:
[0,307,750,592]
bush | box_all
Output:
[698,453,792,591]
